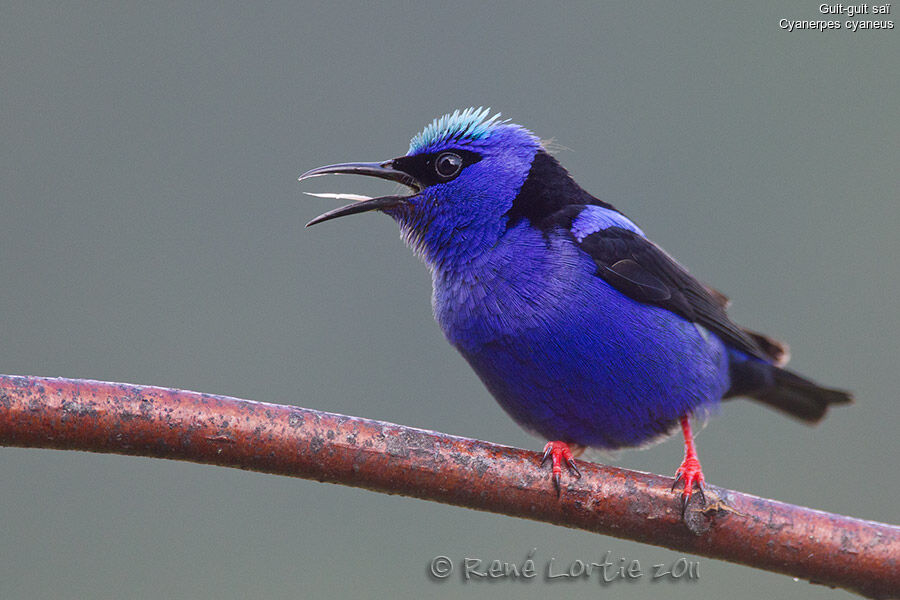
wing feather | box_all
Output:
[559,210,773,361]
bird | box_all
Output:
[298,107,852,513]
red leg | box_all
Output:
[541,441,582,496]
[671,416,706,511]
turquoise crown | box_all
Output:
[409,107,506,154]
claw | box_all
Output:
[568,460,582,479]
[541,445,554,467]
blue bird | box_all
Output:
[299,108,852,510]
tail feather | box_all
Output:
[753,368,853,423]
[727,356,853,423]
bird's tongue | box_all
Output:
[304,192,373,202]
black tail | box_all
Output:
[727,360,853,423]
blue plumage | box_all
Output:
[299,108,851,506]
[431,217,729,449]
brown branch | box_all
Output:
[1,374,897,598]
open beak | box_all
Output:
[298,160,420,227]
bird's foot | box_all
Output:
[541,441,582,496]
[671,415,707,517]
[671,455,706,514]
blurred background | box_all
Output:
[2,2,897,599]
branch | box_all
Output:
[1,375,897,598]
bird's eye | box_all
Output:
[434,152,463,179]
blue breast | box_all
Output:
[432,221,730,449]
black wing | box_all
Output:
[571,223,771,361]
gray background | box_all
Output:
[2,2,898,599]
